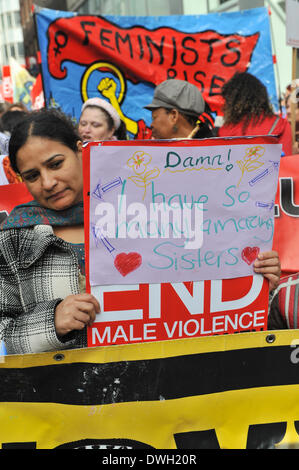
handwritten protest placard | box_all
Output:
[84,137,281,287]
[83,137,277,346]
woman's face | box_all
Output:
[78,107,115,141]
[286,98,299,123]
[16,136,83,211]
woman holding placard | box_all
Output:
[0,109,100,354]
[0,107,281,355]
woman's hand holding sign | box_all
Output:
[54,293,101,337]
[253,250,281,292]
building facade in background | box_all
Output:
[19,0,67,76]
[0,0,24,68]
[66,0,183,15]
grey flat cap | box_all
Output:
[145,79,205,117]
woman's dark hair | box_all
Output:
[7,101,28,112]
[1,110,27,134]
[179,101,215,139]
[9,108,81,173]
[221,72,274,132]
[181,113,214,138]
[115,119,128,140]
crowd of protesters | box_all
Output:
[0,71,298,354]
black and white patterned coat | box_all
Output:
[0,225,86,354]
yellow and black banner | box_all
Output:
[1,330,299,451]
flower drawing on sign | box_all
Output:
[127,151,160,199]
[236,146,265,187]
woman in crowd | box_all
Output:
[0,109,100,354]
[78,97,127,142]
[218,72,292,156]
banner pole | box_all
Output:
[291,47,297,146]
[33,6,46,109]
[268,7,282,114]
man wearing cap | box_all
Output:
[144,79,214,140]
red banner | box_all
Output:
[0,183,31,224]
[88,276,269,347]
[2,65,13,103]
[47,15,259,113]
[30,73,45,110]
[273,154,299,277]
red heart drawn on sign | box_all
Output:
[241,246,260,265]
[114,252,142,277]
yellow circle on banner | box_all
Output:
[81,62,126,104]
